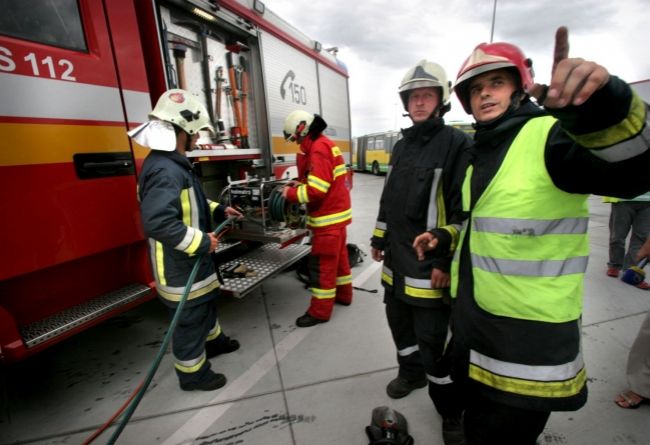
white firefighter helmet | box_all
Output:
[150,89,214,135]
[283,110,315,142]
[127,89,214,151]
[398,60,451,111]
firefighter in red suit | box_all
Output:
[282,110,353,327]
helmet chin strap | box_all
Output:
[185,134,194,152]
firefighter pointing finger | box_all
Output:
[413,27,650,444]
[128,89,241,392]
[282,110,353,327]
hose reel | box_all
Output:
[267,185,305,229]
[220,178,307,244]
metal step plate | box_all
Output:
[219,243,310,298]
[21,283,152,348]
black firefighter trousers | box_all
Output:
[385,287,463,419]
[166,293,218,387]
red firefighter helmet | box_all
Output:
[454,42,534,114]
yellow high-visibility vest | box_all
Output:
[451,116,589,323]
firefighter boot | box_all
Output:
[296,312,328,327]
[206,335,240,359]
[442,416,465,445]
[386,376,428,399]
[180,370,227,392]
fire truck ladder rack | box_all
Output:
[20,283,152,348]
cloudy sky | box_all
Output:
[264,0,649,136]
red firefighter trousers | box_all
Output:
[307,226,352,320]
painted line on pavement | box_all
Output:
[353,260,382,288]
[161,260,383,445]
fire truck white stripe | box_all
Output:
[0,73,147,122]
[123,89,153,125]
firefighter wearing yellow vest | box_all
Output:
[130,89,242,392]
[413,28,650,444]
[282,111,353,327]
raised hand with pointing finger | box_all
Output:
[444,27,650,445]
[527,27,610,108]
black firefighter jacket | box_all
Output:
[138,150,227,307]
[370,117,472,307]
[451,76,650,412]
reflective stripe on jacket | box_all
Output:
[381,265,446,300]
[138,151,222,306]
[371,118,471,307]
[285,134,351,233]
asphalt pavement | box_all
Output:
[1,172,649,445]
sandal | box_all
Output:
[615,390,650,409]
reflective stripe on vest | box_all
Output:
[469,349,586,398]
[451,116,589,323]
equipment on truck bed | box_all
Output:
[221,177,308,245]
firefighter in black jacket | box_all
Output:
[370,60,472,445]
[129,89,242,392]
[414,28,650,444]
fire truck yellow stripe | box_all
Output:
[0,123,133,166]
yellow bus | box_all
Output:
[352,122,474,174]
[351,130,401,174]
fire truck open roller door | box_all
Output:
[0,0,350,363]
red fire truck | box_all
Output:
[0,0,351,363]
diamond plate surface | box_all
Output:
[219,243,310,298]
[21,283,151,348]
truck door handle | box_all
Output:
[73,152,135,179]
[83,160,133,170]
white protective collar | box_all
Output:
[127,120,176,151]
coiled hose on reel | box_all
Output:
[268,185,305,229]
